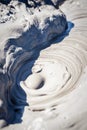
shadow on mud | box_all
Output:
[11,21,74,124]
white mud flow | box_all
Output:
[0,0,87,130]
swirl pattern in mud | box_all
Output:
[19,35,87,111]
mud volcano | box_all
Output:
[0,0,87,130]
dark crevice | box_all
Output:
[0,0,66,9]
[0,0,11,5]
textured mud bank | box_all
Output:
[0,0,87,130]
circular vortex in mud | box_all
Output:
[18,42,87,111]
